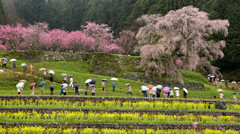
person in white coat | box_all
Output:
[69,77,73,87]
[175,89,180,99]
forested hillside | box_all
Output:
[1,0,240,78]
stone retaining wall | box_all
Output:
[0,122,239,130]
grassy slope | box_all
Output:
[0,51,238,100]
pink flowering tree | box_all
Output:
[176,59,183,68]
[116,30,136,55]
[64,31,96,52]
[82,22,123,53]
[21,22,49,50]
[135,6,229,83]
[0,23,25,50]
[41,29,68,51]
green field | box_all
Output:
[0,51,239,101]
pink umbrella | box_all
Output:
[30,83,36,88]
[147,85,153,89]
[163,87,170,93]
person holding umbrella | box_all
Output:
[91,85,96,96]
[61,83,68,95]
[217,89,224,100]
[102,79,108,91]
[170,88,174,98]
[30,83,36,95]
[163,87,170,98]
[126,83,132,95]
[29,64,34,75]
[175,88,180,98]
[10,59,17,70]
[74,84,80,95]
[147,85,153,98]
[156,85,162,98]
[49,85,56,95]
[16,82,24,95]
[48,70,54,82]
[39,81,46,95]
[232,81,235,90]
[2,58,7,69]
[111,78,118,92]
[183,88,188,99]
[141,86,148,97]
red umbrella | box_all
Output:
[147,85,153,89]
[30,83,37,88]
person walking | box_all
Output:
[30,85,35,96]
[43,70,47,79]
[49,74,54,82]
[170,88,174,98]
[183,90,187,99]
[112,80,116,92]
[156,85,162,98]
[232,83,235,90]
[2,59,7,68]
[91,85,96,96]
[149,87,153,98]
[102,80,105,91]
[219,92,224,100]
[175,89,180,99]
[50,86,54,95]
[60,85,64,95]
[13,61,16,70]
[29,64,34,75]
[75,86,79,95]
[127,84,132,95]
[69,77,73,88]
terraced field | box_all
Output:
[0,96,239,133]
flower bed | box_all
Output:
[1,98,240,111]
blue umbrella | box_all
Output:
[102,79,108,81]
[38,81,46,87]
[141,86,148,91]
[153,87,157,92]
[208,74,211,77]
[21,63,27,67]
[74,83,80,88]
[61,73,67,77]
[49,85,56,88]
[2,58,7,61]
[68,74,73,77]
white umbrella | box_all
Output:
[183,88,188,94]
[156,85,162,89]
[39,68,46,71]
[85,79,92,84]
[125,83,130,86]
[232,81,236,84]
[48,70,55,74]
[61,73,67,77]
[111,78,118,81]
[61,83,68,88]
[19,80,27,83]
[0,69,3,72]
[21,63,27,67]
[173,87,179,90]
[221,80,225,82]
[217,89,223,92]
[16,82,24,88]
[10,59,16,62]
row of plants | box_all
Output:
[0,126,239,134]
[1,99,240,111]
[0,111,239,124]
